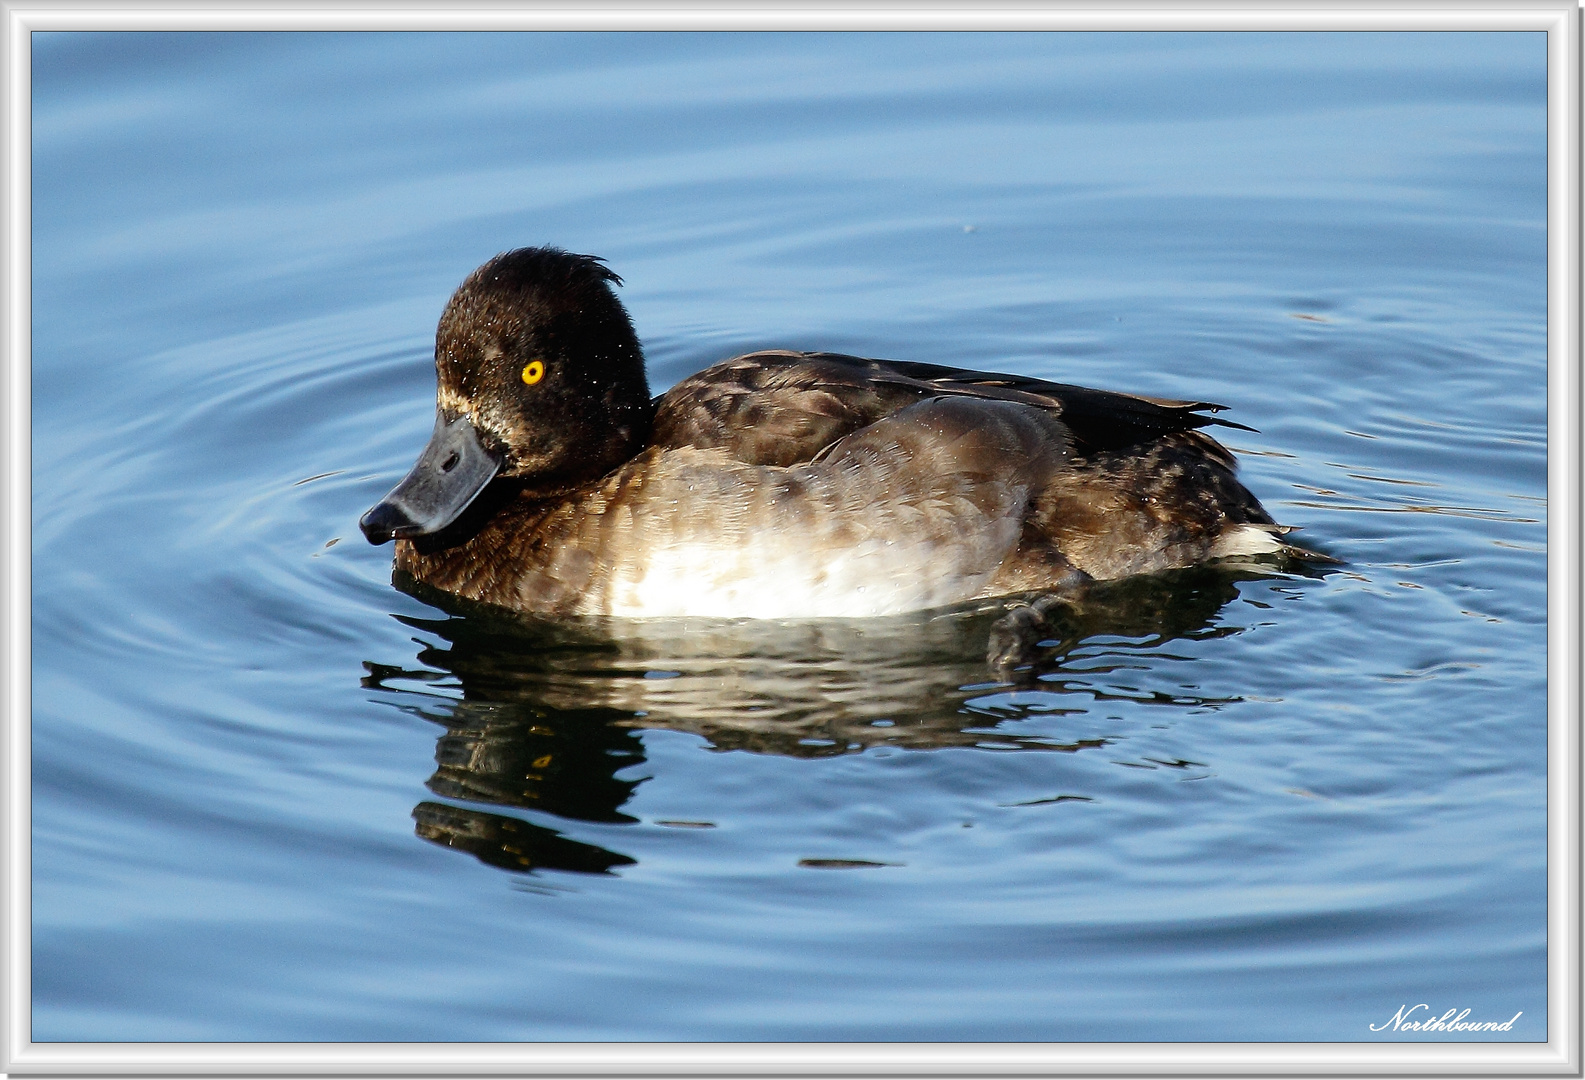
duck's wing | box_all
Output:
[868,355,1257,451]
[651,351,927,467]
[653,350,1252,467]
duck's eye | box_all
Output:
[521,360,545,386]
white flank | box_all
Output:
[603,532,1011,619]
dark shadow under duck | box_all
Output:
[360,246,1319,618]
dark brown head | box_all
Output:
[360,247,654,544]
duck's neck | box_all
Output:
[559,324,657,484]
[600,386,657,469]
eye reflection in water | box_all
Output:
[363,563,1320,877]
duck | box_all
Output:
[360,246,1311,619]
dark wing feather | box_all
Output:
[857,355,1257,447]
[651,352,925,466]
[652,350,1252,467]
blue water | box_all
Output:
[31,31,1547,1042]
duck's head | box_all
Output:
[360,247,652,544]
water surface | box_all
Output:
[31,31,1546,1042]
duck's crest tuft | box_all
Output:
[480,246,623,291]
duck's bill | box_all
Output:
[359,412,502,544]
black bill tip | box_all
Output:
[359,501,415,545]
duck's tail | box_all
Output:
[1211,522,1340,564]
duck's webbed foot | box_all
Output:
[986,591,1087,676]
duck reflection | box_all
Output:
[364,564,1305,876]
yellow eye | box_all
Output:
[521,360,545,385]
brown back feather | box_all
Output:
[652,350,1250,467]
